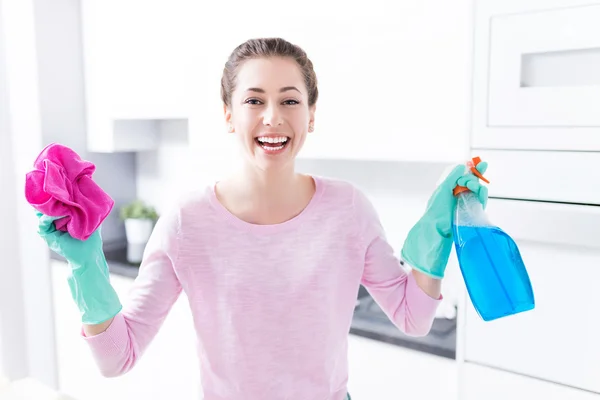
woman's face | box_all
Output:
[224,56,315,171]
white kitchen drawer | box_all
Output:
[463,198,600,393]
[473,149,600,205]
[461,362,600,400]
[471,0,600,151]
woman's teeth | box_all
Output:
[257,136,288,144]
[256,136,289,152]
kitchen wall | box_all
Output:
[32,0,136,244]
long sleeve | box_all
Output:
[80,205,182,377]
[353,187,441,337]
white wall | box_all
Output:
[0,1,20,381]
[0,0,58,388]
[32,0,137,245]
[136,120,194,214]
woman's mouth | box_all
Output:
[254,136,290,154]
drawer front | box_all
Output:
[473,150,600,206]
[462,363,600,400]
[463,198,600,393]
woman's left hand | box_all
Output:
[400,161,489,279]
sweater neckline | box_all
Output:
[208,174,325,234]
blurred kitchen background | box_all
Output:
[2,0,600,399]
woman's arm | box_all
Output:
[354,188,441,337]
[81,206,182,377]
[412,269,442,300]
[354,162,488,336]
[83,318,114,336]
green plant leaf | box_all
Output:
[119,200,159,220]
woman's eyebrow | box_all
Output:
[245,86,302,94]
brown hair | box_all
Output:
[220,37,318,108]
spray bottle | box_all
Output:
[452,157,535,321]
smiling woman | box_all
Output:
[35,36,488,400]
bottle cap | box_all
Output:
[453,156,490,196]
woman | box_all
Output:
[37,37,487,400]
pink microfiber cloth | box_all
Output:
[24,143,114,241]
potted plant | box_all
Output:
[119,200,159,264]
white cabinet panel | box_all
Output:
[461,363,600,400]
[463,198,600,393]
[488,5,600,127]
[471,0,600,151]
[474,150,600,205]
[81,0,193,152]
[81,0,192,118]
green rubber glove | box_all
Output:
[36,212,122,324]
[400,162,489,279]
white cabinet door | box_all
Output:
[81,0,192,152]
[81,0,192,119]
[191,2,472,163]
[472,0,600,151]
[461,363,600,400]
[462,198,600,393]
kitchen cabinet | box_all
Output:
[460,1,600,398]
[80,0,192,152]
[191,1,473,163]
[471,0,600,151]
[460,197,600,394]
[461,363,600,400]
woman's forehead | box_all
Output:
[236,57,304,91]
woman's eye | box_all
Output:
[244,99,299,106]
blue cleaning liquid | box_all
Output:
[452,224,535,321]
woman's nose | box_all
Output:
[262,104,283,126]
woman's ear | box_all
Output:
[224,104,231,123]
[308,105,316,132]
[224,104,234,132]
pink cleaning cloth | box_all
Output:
[24,142,114,241]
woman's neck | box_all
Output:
[215,163,316,225]
[234,164,303,205]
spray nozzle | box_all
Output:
[453,156,490,196]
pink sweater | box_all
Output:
[82,175,441,400]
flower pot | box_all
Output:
[124,218,154,263]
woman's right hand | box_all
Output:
[36,211,122,325]
[36,212,104,266]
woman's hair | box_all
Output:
[220,37,318,108]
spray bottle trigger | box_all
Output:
[453,156,490,196]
